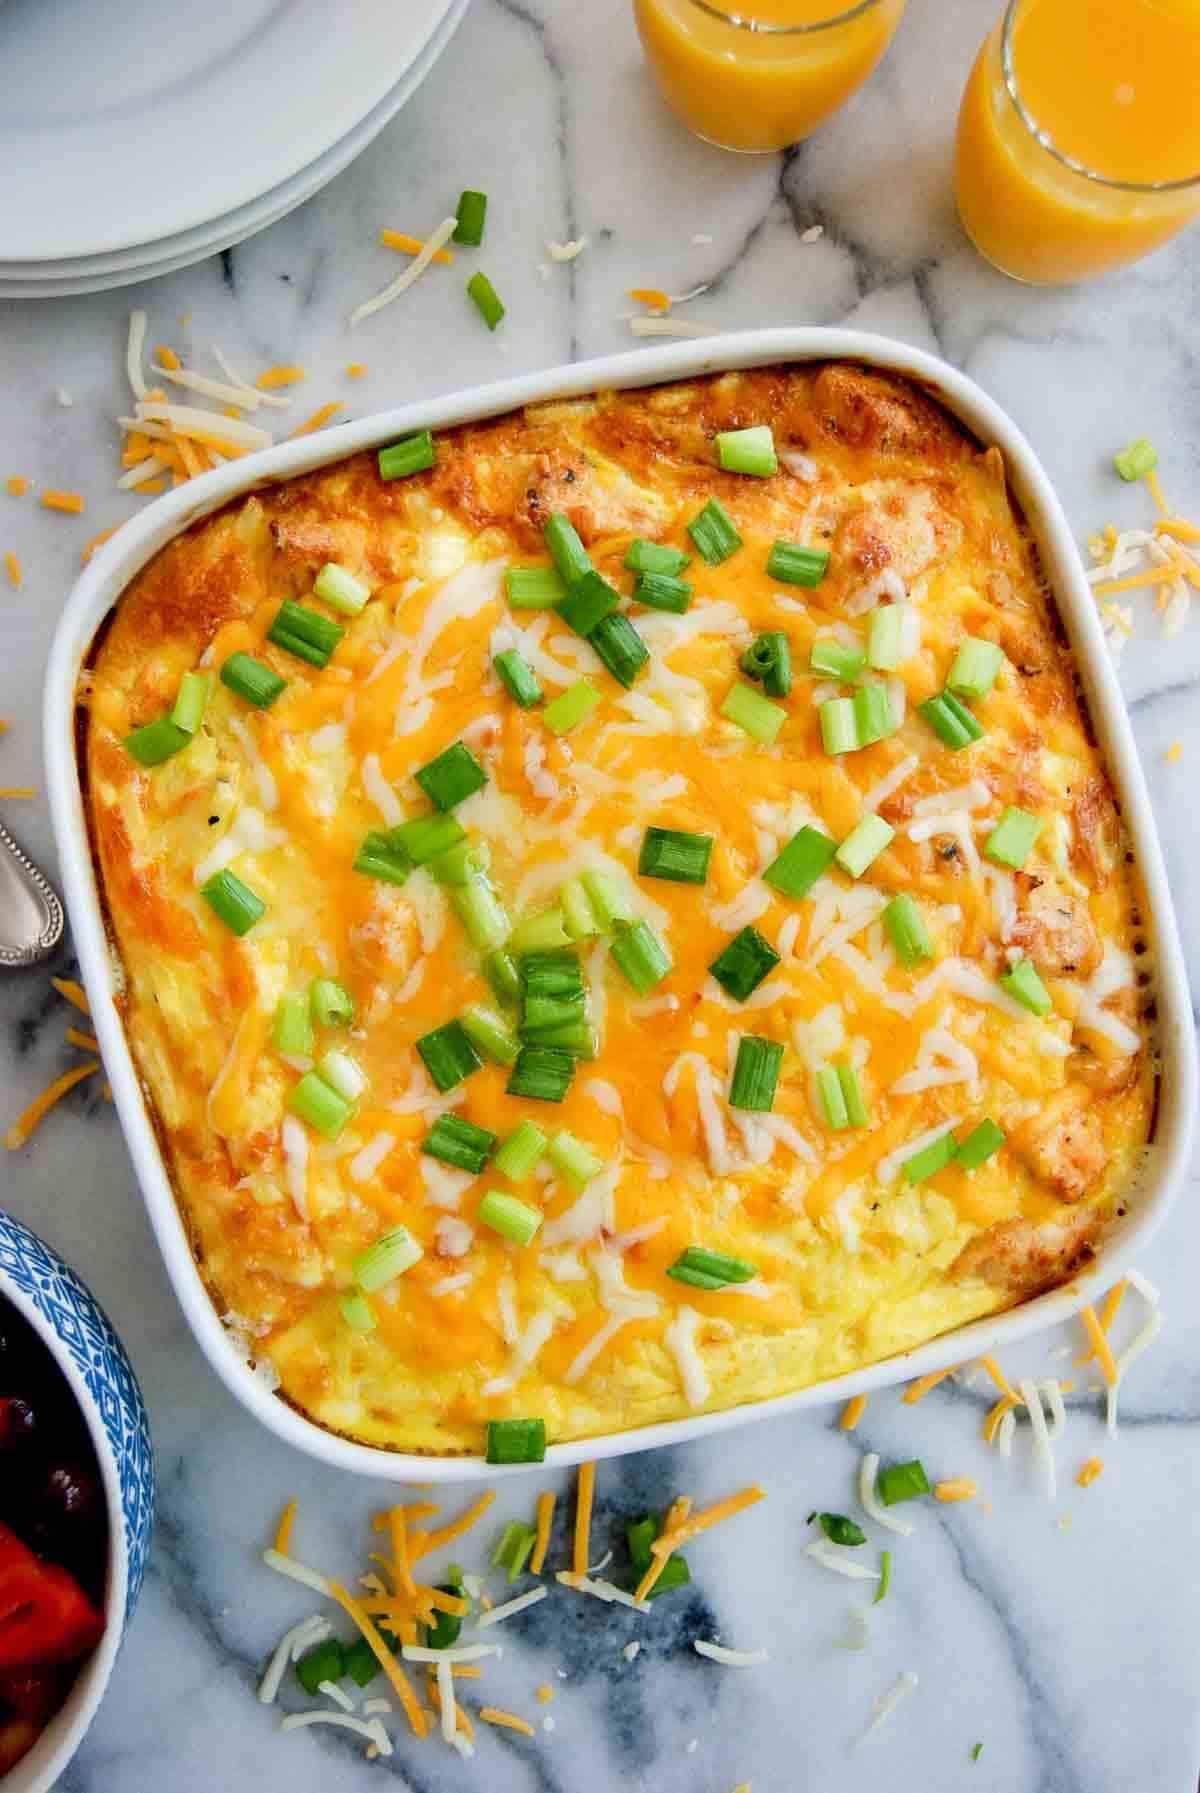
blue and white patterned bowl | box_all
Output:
[0,1210,155,1793]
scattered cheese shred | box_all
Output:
[630,286,671,309]
[126,309,148,400]
[380,229,455,264]
[155,345,181,370]
[934,1478,978,1503]
[983,1392,1020,1445]
[408,1490,494,1561]
[328,1580,428,1738]
[1078,1305,1118,1388]
[480,1706,536,1738]
[629,316,711,339]
[693,1639,769,1667]
[3,553,20,588]
[555,1571,650,1613]
[345,363,368,378]
[51,977,91,1015]
[40,489,86,515]
[5,477,26,496]
[979,1355,1016,1401]
[650,1484,764,1560]
[536,1684,554,1704]
[5,1061,99,1150]
[840,1394,868,1430]
[256,365,306,390]
[273,1498,298,1555]
[81,525,120,563]
[473,1585,547,1630]
[352,215,458,324]
[289,401,344,439]
[1098,1280,1127,1335]
[1077,1457,1104,1488]
[65,1028,99,1053]
[573,1461,596,1578]
[1165,739,1183,763]
[530,1490,555,1575]
[389,1504,415,1598]
[0,786,35,799]
[858,1452,913,1537]
[865,1670,919,1735]
[279,1710,391,1756]
[902,1365,959,1404]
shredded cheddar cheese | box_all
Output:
[934,1477,978,1502]
[1165,740,1183,763]
[1079,1304,1118,1388]
[51,977,91,1016]
[327,1581,428,1738]
[902,1365,959,1404]
[40,489,86,515]
[155,346,181,370]
[289,401,344,438]
[479,1706,536,1738]
[979,1356,1017,1402]
[65,1028,100,1053]
[573,1461,596,1577]
[379,229,455,264]
[651,1484,764,1559]
[536,1684,554,1704]
[81,526,120,563]
[256,365,306,390]
[273,1498,298,1555]
[1077,1457,1104,1487]
[630,287,672,310]
[531,1490,556,1575]
[0,786,33,799]
[345,363,368,378]
[4,553,22,589]
[840,1393,868,1430]
[5,477,26,497]
[409,1490,495,1561]
[5,1062,99,1150]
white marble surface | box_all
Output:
[2,1,1199,1788]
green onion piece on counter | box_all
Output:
[716,424,778,478]
[466,271,505,331]
[763,825,837,900]
[310,978,353,1028]
[425,1590,465,1650]
[343,1637,385,1685]
[505,564,567,610]
[506,1045,576,1103]
[835,813,894,878]
[510,908,571,953]
[561,878,601,941]
[494,648,543,708]
[687,497,742,565]
[316,1049,365,1102]
[430,838,490,886]
[947,636,1004,700]
[201,867,266,935]
[339,1291,377,1334]
[766,540,829,586]
[219,652,287,709]
[876,1459,931,1506]
[883,893,933,967]
[902,1130,958,1184]
[971,1743,984,1764]
[983,805,1042,870]
[816,1512,867,1547]
[267,600,344,667]
[999,957,1052,1016]
[273,992,314,1057]
[729,1034,783,1113]
[451,878,510,951]
[741,630,792,697]
[416,740,487,811]
[485,948,521,1002]
[352,1224,423,1292]
[417,1020,482,1092]
[810,638,864,682]
[581,867,634,930]
[590,611,649,688]
[624,539,690,576]
[610,919,673,995]
[919,689,984,751]
[956,1117,1006,1170]
[314,562,371,615]
[123,717,189,765]
[486,1417,547,1465]
[626,1515,690,1597]
[492,1519,538,1580]
[461,1004,520,1065]
[479,1189,543,1247]
[423,1112,498,1174]
[853,681,895,748]
[667,1246,757,1290]
[453,188,488,246]
[819,696,859,756]
[559,570,619,637]
[1114,437,1157,481]
[392,813,467,864]
[547,1129,603,1189]
[874,1549,892,1604]
[866,605,905,672]
[494,1118,548,1180]
[295,1639,346,1697]
[721,680,787,745]
[639,825,714,885]
[353,830,412,887]
[543,513,592,586]
[816,1065,849,1131]
[378,430,435,481]
[543,678,601,735]
[170,670,210,735]
[633,570,693,614]
[287,1070,353,1139]
[837,1062,868,1128]
[709,926,780,1001]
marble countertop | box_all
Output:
[2,2,1199,1788]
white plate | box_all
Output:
[44,330,1196,1483]
[0,0,457,263]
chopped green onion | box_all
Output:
[485,948,520,1003]
[430,838,490,886]
[505,564,567,609]
[416,741,487,811]
[687,497,742,565]
[343,1637,385,1686]
[453,188,488,246]
[543,513,592,586]
[559,570,619,637]
[610,919,673,995]
[201,868,266,935]
[353,830,412,887]
[740,630,792,697]
[352,1225,423,1292]
[819,696,859,755]
[815,1065,849,1131]
[466,271,505,331]
[816,1512,866,1547]
[716,424,777,478]
[486,1417,546,1465]
[494,1119,547,1180]
[624,539,690,576]
[853,681,895,748]
[314,562,370,615]
[721,680,786,745]
[506,1045,575,1103]
[339,1291,377,1334]
[451,877,510,950]
[866,605,905,672]
[837,1062,868,1128]
[492,1519,538,1580]
[295,1639,346,1696]
[547,1130,603,1189]
[543,678,601,735]
[561,877,600,941]
[876,1459,931,1505]
[626,1515,690,1597]
[123,717,189,765]
[520,949,583,998]
[874,1549,891,1604]
[425,1590,464,1650]
[903,1130,958,1184]
[667,1246,757,1290]
[581,867,633,930]
[273,991,314,1056]
[883,893,934,967]
[709,926,779,1001]
[494,648,543,708]
[763,825,837,899]
[317,1049,366,1102]
[956,1117,1006,1170]
[268,600,344,667]
[919,689,984,751]
[479,1189,543,1247]
[308,980,352,1030]
[170,670,210,734]
[999,957,1052,1017]
[461,1004,520,1065]
[392,813,466,864]
[983,805,1042,870]
[810,638,864,682]
[522,1019,596,1057]
[417,1020,482,1092]
[971,1743,984,1764]
[423,1113,497,1174]
[287,1069,352,1139]
[378,431,435,481]
[633,570,693,614]
[767,541,829,586]
[947,636,1004,701]
[524,993,584,1037]
[835,814,894,878]
[590,612,649,688]
[219,652,287,709]
[1114,437,1157,481]
[509,908,571,953]
[638,826,713,885]
[729,1034,783,1112]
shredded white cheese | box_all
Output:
[693,1640,769,1667]
[805,1540,882,1581]
[352,216,458,324]
[556,1572,650,1613]
[858,1452,915,1537]
[473,1586,549,1629]
[664,1305,709,1407]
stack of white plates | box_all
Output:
[0,0,468,298]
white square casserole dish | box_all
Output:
[44,328,1196,1482]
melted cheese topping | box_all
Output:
[83,363,1154,1456]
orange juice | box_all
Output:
[634,0,907,154]
[956,0,1200,284]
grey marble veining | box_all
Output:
[2,1,1199,1788]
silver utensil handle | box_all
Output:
[0,817,64,968]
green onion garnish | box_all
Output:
[170,670,210,735]
[417,1020,482,1092]
[267,600,344,668]
[983,806,1042,870]
[423,1112,497,1174]
[506,1044,575,1103]
[866,605,905,672]
[219,652,287,709]
[835,814,894,878]
[716,424,778,478]
[314,562,370,615]
[590,612,649,688]
[344,1636,386,1685]
[903,1130,958,1184]
[316,1048,365,1102]
[999,957,1052,1016]
[494,1118,547,1180]
[466,271,505,331]
[430,838,490,887]
[559,570,619,638]
[721,680,786,745]
[479,1189,543,1247]
[485,1417,547,1465]
[767,541,829,586]
[201,867,265,935]
[740,630,792,697]
[543,678,601,735]
[353,830,412,887]
[547,1129,603,1189]
[339,1291,377,1333]
[853,681,895,748]
[506,564,567,609]
[416,741,487,812]
[667,1246,757,1290]
[392,813,467,864]
[874,1549,891,1604]
[520,949,583,998]
[509,909,571,954]
[273,991,314,1056]
[638,826,713,885]
[461,1003,520,1065]
[378,431,435,481]
[352,1224,423,1292]
[876,1459,931,1505]
[491,1518,538,1580]
[816,1512,867,1547]
[819,696,859,756]
[729,1034,783,1112]
[817,1064,866,1130]
[494,648,543,708]
[485,948,520,1002]
[687,497,742,565]
[451,877,510,950]
[310,978,353,1027]
[810,638,865,682]
[919,689,984,751]
[581,867,633,930]
[295,1638,346,1696]
[1114,437,1157,481]
[522,992,582,1034]
[522,1018,596,1057]
[633,570,693,614]
[955,1117,1005,1170]
[947,636,1004,701]
[625,539,690,577]
[453,188,488,246]
[287,1069,353,1138]
[543,513,592,586]
[709,926,780,1001]
[610,919,673,995]
[561,878,601,941]
[763,825,837,900]
[627,1515,691,1597]
[123,717,189,766]
[425,1589,465,1651]
[883,893,933,967]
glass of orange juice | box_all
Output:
[956,0,1200,285]
[633,0,907,155]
